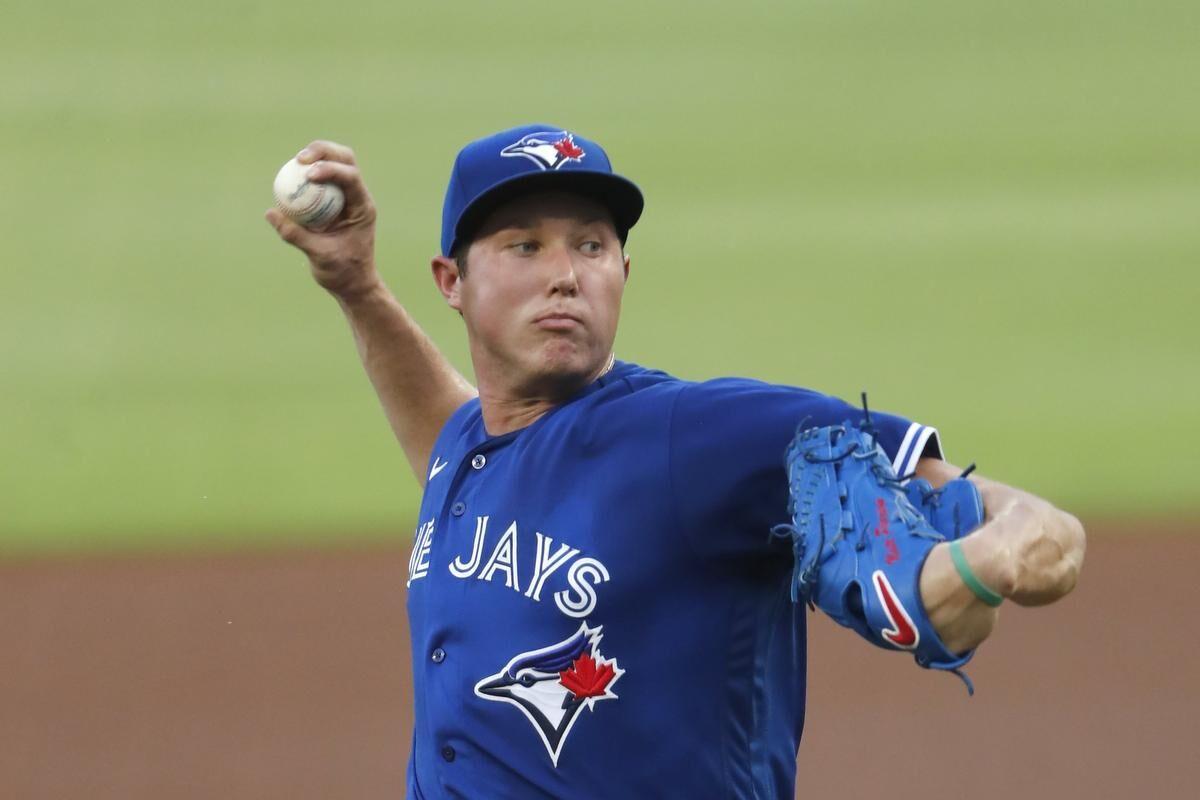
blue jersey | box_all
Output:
[405,361,941,799]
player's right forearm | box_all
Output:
[336,280,477,486]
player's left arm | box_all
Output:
[915,457,1087,654]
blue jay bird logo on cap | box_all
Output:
[474,622,623,766]
[500,131,587,171]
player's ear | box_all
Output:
[431,255,464,312]
[622,253,630,283]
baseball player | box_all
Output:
[266,124,1086,799]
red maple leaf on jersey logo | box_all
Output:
[553,135,585,160]
[559,652,616,700]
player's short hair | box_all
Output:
[451,242,470,277]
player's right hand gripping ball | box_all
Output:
[773,419,979,691]
[273,157,345,229]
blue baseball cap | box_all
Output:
[440,123,644,257]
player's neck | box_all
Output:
[475,354,615,437]
[478,395,560,437]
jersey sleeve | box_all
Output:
[666,378,943,558]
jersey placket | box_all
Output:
[420,433,514,789]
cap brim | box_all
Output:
[450,170,644,256]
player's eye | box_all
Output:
[511,241,537,255]
[581,241,602,254]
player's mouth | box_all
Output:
[533,311,583,331]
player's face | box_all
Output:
[454,192,629,395]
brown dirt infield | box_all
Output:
[2,520,1193,799]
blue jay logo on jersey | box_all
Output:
[500,131,586,171]
[474,622,623,767]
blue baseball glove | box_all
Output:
[773,411,982,693]
[904,466,985,541]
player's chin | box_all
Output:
[529,339,601,388]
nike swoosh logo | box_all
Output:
[872,570,919,649]
[429,458,449,480]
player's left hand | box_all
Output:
[775,418,1085,692]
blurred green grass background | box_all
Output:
[3,1,1197,553]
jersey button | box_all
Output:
[450,502,466,517]
[471,454,486,470]
[431,647,446,663]
[441,745,456,762]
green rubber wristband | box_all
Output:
[949,539,1004,607]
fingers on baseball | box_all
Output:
[304,160,372,214]
[298,140,356,166]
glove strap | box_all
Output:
[949,540,1004,607]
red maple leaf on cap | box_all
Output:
[554,136,585,160]
[559,652,615,700]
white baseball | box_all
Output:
[272,157,345,229]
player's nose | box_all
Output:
[545,244,580,296]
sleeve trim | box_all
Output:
[892,423,942,478]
